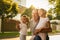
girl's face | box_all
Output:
[21,17,27,23]
[38,10,44,17]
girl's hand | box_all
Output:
[33,29,40,35]
[16,24,20,31]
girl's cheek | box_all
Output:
[25,20,27,22]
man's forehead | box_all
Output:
[32,10,38,13]
[32,9,38,12]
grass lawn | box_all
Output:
[0,31,60,39]
[0,32,19,39]
[0,32,31,39]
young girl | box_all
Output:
[34,9,51,40]
[16,15,29,40]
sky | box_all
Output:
[26,0,50,11]
[14,0,52,11]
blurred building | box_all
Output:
[18,0,27,13]
[19,0,26,7]
[14,0,26,7]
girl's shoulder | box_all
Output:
[45,17,50,21]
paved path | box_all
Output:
[49,35,60,40]
[0,35,60,40]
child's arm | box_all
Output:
[33,29,40,35]
[33,27,44,35]
[43,21,51,28]
[46,21,52,31]
[16,24,20,31]
[33,21,51,35]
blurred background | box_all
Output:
[0,0,60,40]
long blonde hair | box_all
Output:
[38,8,47,17]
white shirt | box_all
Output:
[35,17,49,40]
[35,17,49,29]
[30,19,37,32]
[19,22,27,35]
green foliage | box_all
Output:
[0,32,19,38]
[0,0,11,16]
[48,0,55,4]
[0,0,18,33]
[56,15,60,20]
[21,5,35,18]
[47,15,52,20]
[21,8,32,18]
[6,3,18,18]
[48,0,60,20]
[0,0,18,18]
[48,8,53,13]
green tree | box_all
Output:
[48,0,60,20]
[21,5,35,18]
[6,3,18,18]
[48,8,56,20]
[0,0,18,33]
[21,8,32,18]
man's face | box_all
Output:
[32,10,39,20]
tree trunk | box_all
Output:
[1,15,4,33]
